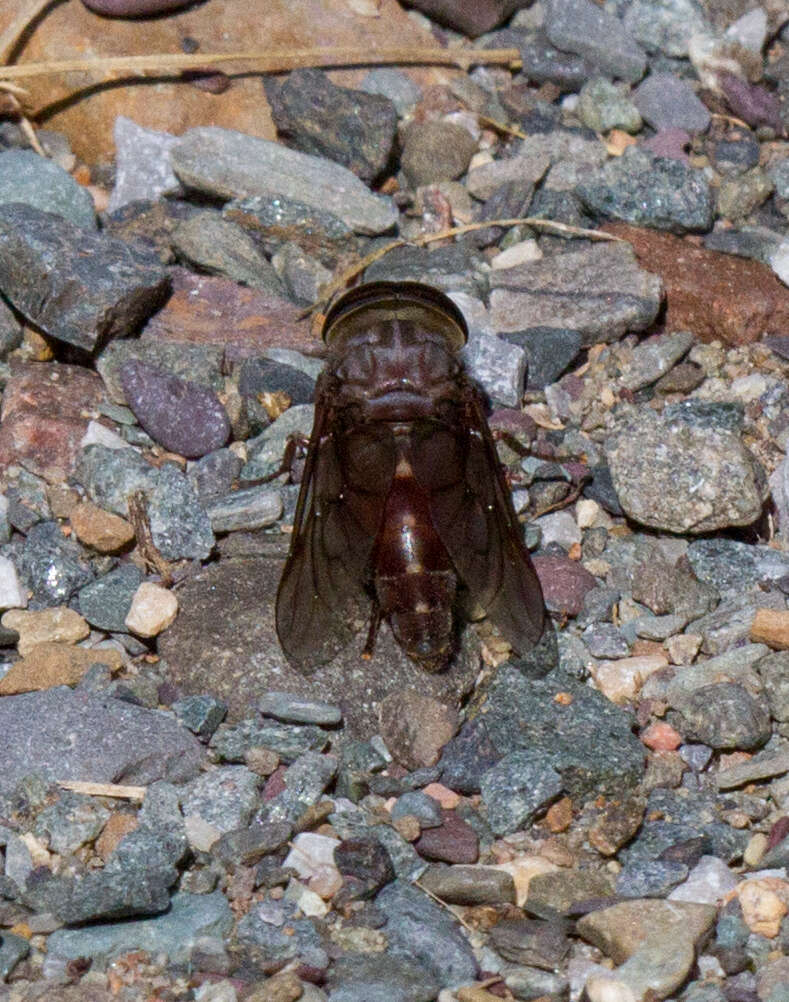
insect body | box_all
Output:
[275,281,546,672]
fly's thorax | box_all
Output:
[327,319,464,418]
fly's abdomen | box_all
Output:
[373,455,457,671]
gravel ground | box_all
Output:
[0,1,788,1001]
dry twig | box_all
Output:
[58,780,146,800]
[127,489,174,586]
[0,45,522,81]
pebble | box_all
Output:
[1,605,89,657]
[401,120,478,188]
[108,115,180,213]
[0,554,27,609]
[69,499,135,552]
[532,554,598,616]
[419,864,516,905]
[265,68,397,183]
[171,212,284,294]
[605,406,767,533]
[578,146,714,233]
[205,486,283,533]
[751,608,789,650]
[360,67,422,116]
[0,148,96,228]
[480,749,564,835]
[170,126,398,235]
[414,808,479,864]
[489,241,663,346]
[0,202,169,353]
[544,0,647,82]
[0,641,123,694]
[258,692,343,726]
[77,562,143,632]
[591,654,669,705]
[632,72,711,133]
[609,223,789,345]
[736,878,788,938]
[125,581,178,638]
[120,359,231,459]
[578,77,642,134]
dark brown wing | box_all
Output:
[276,384,396,672]
[409,387,546,654]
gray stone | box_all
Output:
[376,880,478,989]
[673,683,771,751]
[463,328,527,407]
[360,68,422,115]
[205,486,282,533]
[0,202,169,352]
[489,242,663,346]
[391,791,443,828]
[0,149,96,228]
[211,718,329,764]
[478,665,645,800]
[618,331,695,391]
[259,751,338,826]
[480,749,563,835]
[257,692,343,726]
[47,890,231,963]
[265,68,397,183]
[325,953,438,1002]
[489,916,570,969]
[687,538,789,592]
[17,520,93,605]
[171,126,397,235]
[108,116,181,213]
[605,406,767,533]
[180,766,261,834]
[188,448,244,502]
[171,694,228,740]
[465,152,549,201]
[616,859,689,898]
[222,193,355,263]
[582,623,630,659]
[716,748,789,789]
[689,591,786,655]
[271,240,332,305]
[0,932,28,980]
[236,900,328,970]
[623,0,710,58]
[34,791,110,855]
[171,211,284,293]
[147,463,215,561]
[578,147,714,233]
[501,327,582,389]
[578,78,643,134]
[77,564,143,633]
[633,73,711,133]
[717,169,774,222]
[544,0,647,82]
[0,687,203,797]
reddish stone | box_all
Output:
[415,809,479,864]
[602,223,789,346]
[0,363,105,483]
[141,268,323,362]
[531,554,598,617]
[767,816,789,852]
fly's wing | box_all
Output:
[275,388,396,672]
[409,389,546,654]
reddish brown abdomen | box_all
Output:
[373,446,457,670]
